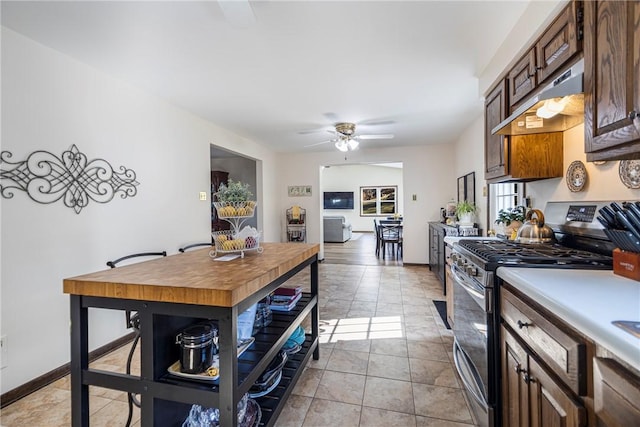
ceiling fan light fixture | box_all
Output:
[335,140,349,152]
[347,138,359,150]
[335,122,356,136]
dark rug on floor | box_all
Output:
[433,300,451,330]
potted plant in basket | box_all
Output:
[455,200,477,225]
[495,205,527,239]
[214,180,256,216]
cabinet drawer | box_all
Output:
[594,357,640,426]
[501,287,586,395]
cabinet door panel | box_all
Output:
[536,2,580,84]
[485,80,509,180]
[585,0,640,158]
[509,133,563,180]
[501,326,529,427]
[508,49,537,107]
[502,286,586,395]
[529,356,586,427]
[594,357,640,427]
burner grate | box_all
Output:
[458,240,612,267]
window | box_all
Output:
[490,182,524,224]
[360,186,397,216]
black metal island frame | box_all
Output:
[64,242,320,426]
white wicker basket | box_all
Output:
[212,201,257,219]
[211,230,263,258]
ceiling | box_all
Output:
[1,1,532,153]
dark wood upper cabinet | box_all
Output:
[485,80,509,180]
[485,77,564,183]
[508,2,582,111]
[584,0,640,161]
[536,1,582,84]
[508,49,537,108]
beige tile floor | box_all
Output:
[0,263,477,427]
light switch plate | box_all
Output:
[199,192,207,201]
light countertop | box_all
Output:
[497,268,640,370]
[443,236,499,246]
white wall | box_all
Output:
[321,164,403,232]
[527,125,640,204]
[277,144,456,264]
[453,115,487,233]
[0,28,280,393]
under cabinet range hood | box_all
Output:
[493,58,584,136]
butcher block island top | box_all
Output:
[63,242,319,307]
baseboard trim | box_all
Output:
[0,332,136,408]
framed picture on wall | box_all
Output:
[465,172,475,205]
[457,176,465,203]
[457,172,475,204]
[360,186,397,216]
[288,185,312,197]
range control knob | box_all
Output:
[456,258,464,267]
[465,266,478,276]
[451,253,458,263]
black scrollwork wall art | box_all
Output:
[0,145,139,214]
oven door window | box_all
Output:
[451,264,489,400]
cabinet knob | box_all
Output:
[514,365,524,374]
[629,110,638,121]
[523,373,535,384]
[517,320,531,329]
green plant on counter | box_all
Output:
[455,200,477,217]
[495,205,526,226]
[215,179,253,202]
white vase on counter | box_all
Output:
[458,212,475,226]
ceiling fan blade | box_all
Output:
[358,119,396,126]
[297,129,325,135]
[356,134,395,140]
[304,139,336,148]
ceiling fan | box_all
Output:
[305,122,394,152]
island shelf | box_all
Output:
[64,242,320,427]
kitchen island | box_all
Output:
[64,242,320,427]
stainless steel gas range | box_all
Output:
[449,201,616,427]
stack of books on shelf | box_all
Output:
[269,286,302,312]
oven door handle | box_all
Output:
[451,264,485,300]
[453,338,489,409]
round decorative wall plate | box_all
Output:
[619,160,640,189]
[566,160,587,192]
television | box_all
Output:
[323,191,354,210]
